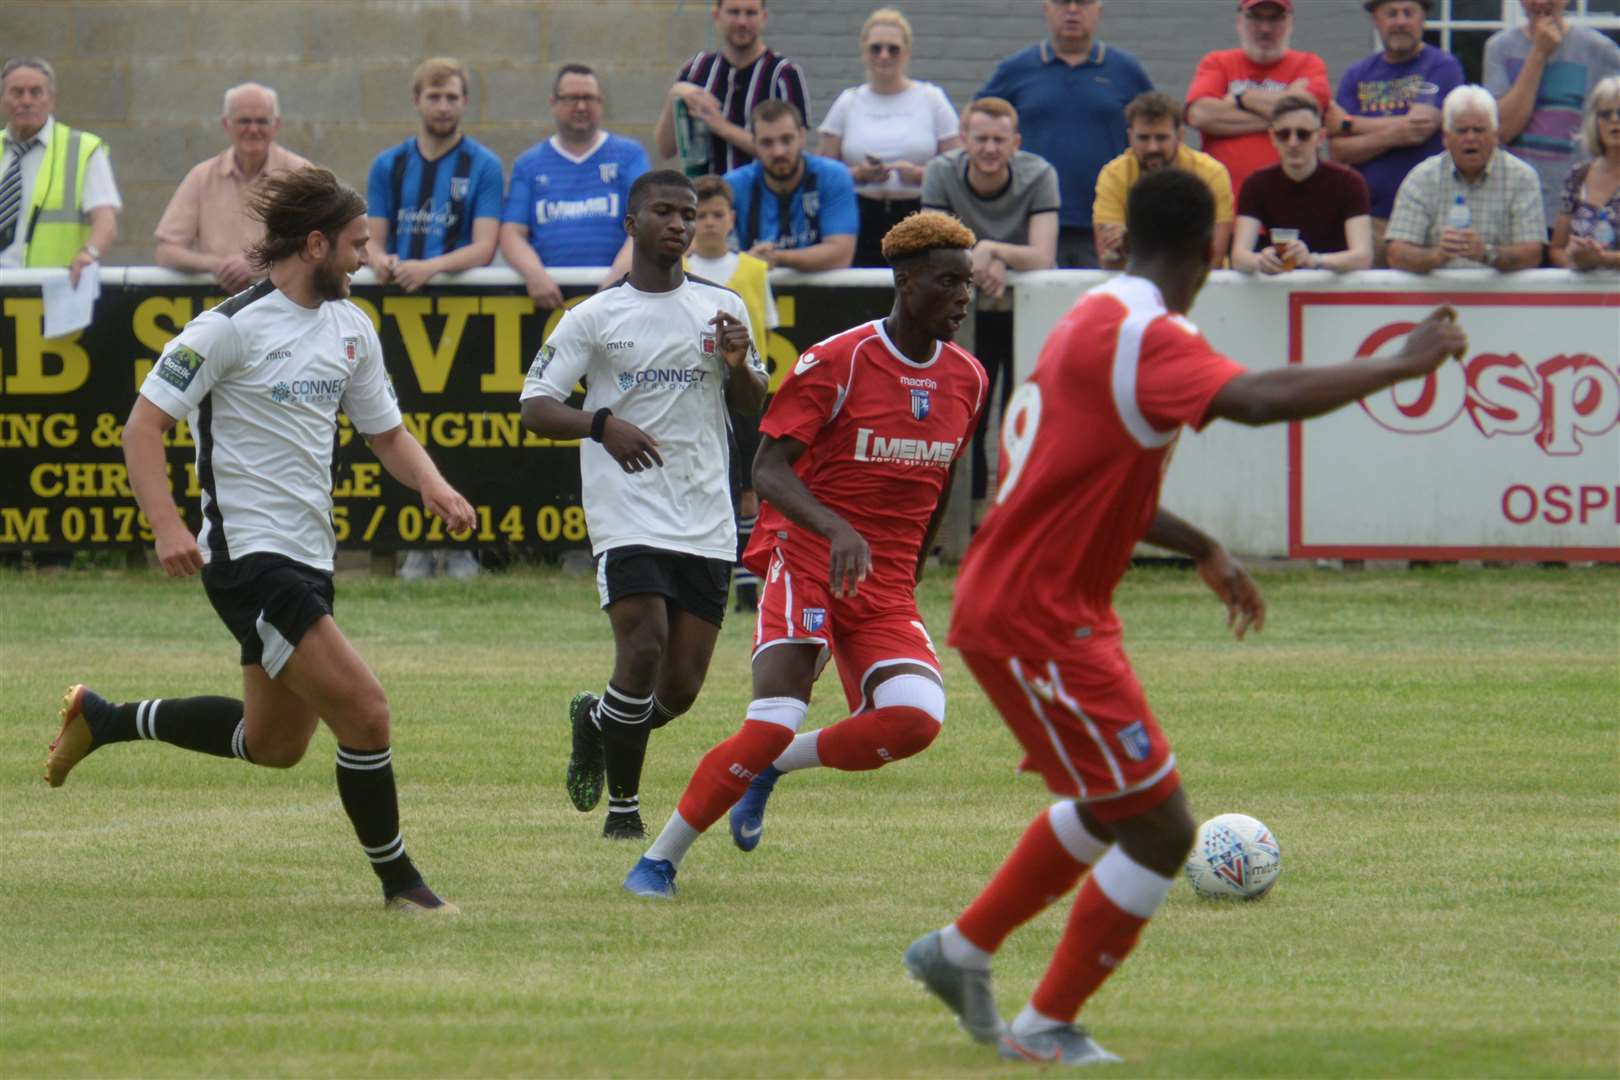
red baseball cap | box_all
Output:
[1240,0,1292,11]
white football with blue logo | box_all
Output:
[1185,813,1281,900]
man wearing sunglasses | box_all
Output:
[1231,95,1373,273]
[155,82,308,294]
[1186,0,1330,199]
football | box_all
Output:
[1185,813,1282,900]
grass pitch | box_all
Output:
[0,563,1614,1078]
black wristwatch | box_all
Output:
[1234,90,1248,113]
[1339,116,1354,135]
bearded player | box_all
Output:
[903,168,1468,1064]
[623,211,987,898]
[46,167,474,914]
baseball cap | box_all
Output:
[1239,0,1292,11]
[1362,0,1431,10]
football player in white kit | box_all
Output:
[46,167,476,914]
[521,169,768,840]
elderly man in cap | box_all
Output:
[1385,84,1546,271]
[1330,0,1464,264]
[155,83,310,293]
[1185,0,1331,198]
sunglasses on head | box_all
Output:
[867,42,902,56]
[1272,126,1318,143]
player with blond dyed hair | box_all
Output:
[624,212,989,898]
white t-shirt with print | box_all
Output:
[138,281,402,571]
[520,276,763,560]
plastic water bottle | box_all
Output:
[673,99,711,180]
[1592,210,1616,250]
[1445,194,1471,230]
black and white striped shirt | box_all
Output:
[677,48,810,176]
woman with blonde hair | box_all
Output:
[1549,76,1620,271]
[818,8,961,266]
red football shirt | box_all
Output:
[1185,48,1332,197]
[745,319,987,604]
[949,276,1246,658]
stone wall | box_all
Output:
[6,0,1375,267]
[5,0,717,266]
[765,1,1370,130]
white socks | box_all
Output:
[644,811,700,868]
[939,923,992,971]
[1010,1004,1066,1037]
[772,729,822,772]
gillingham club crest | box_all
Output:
[910,387,931,421]
[600,162,620,184]
[801,607,827,634]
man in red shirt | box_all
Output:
[1186,0,1332,197]
[623,212,988,899]
[903,168,1467,1066]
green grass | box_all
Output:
[0,564,1615,1077]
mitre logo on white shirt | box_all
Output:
[137,283,401,572]
[519,277,761,560]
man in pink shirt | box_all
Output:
[1185,0,1331,197]
[154,83,310,293]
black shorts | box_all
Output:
[596,545,730,628]
[202,553,335,678]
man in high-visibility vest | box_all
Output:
[0,57,121,287]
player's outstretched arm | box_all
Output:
[366,425,476,535]
[122,396,203,578]
[520,396,663,473]
[1208,306,1468,426]
[1145,508,1265,640]
[755,434,871,598]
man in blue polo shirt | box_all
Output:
[366,57,503,293]
[499,63,650,309]
[724,99,857,271]
[977,0,1152,267]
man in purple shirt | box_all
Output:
[1328,0,1463,264]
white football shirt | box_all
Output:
[138,280,403,571]
[520,275,763,560]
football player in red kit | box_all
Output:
[904,168,1469,1065]
[624,211,988,898]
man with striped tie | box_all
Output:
[0,57,120,286]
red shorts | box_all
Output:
[958,638,1179,822]
[753,545,940,712]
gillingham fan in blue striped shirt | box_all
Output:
[365,135,504,261]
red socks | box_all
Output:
[674,719,793,831]
[815,705,940,772]
[956,807,1093,953]
[1029,847,1173,1022]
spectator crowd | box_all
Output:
[3,0,1618,575]
[6,0,1619,294]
